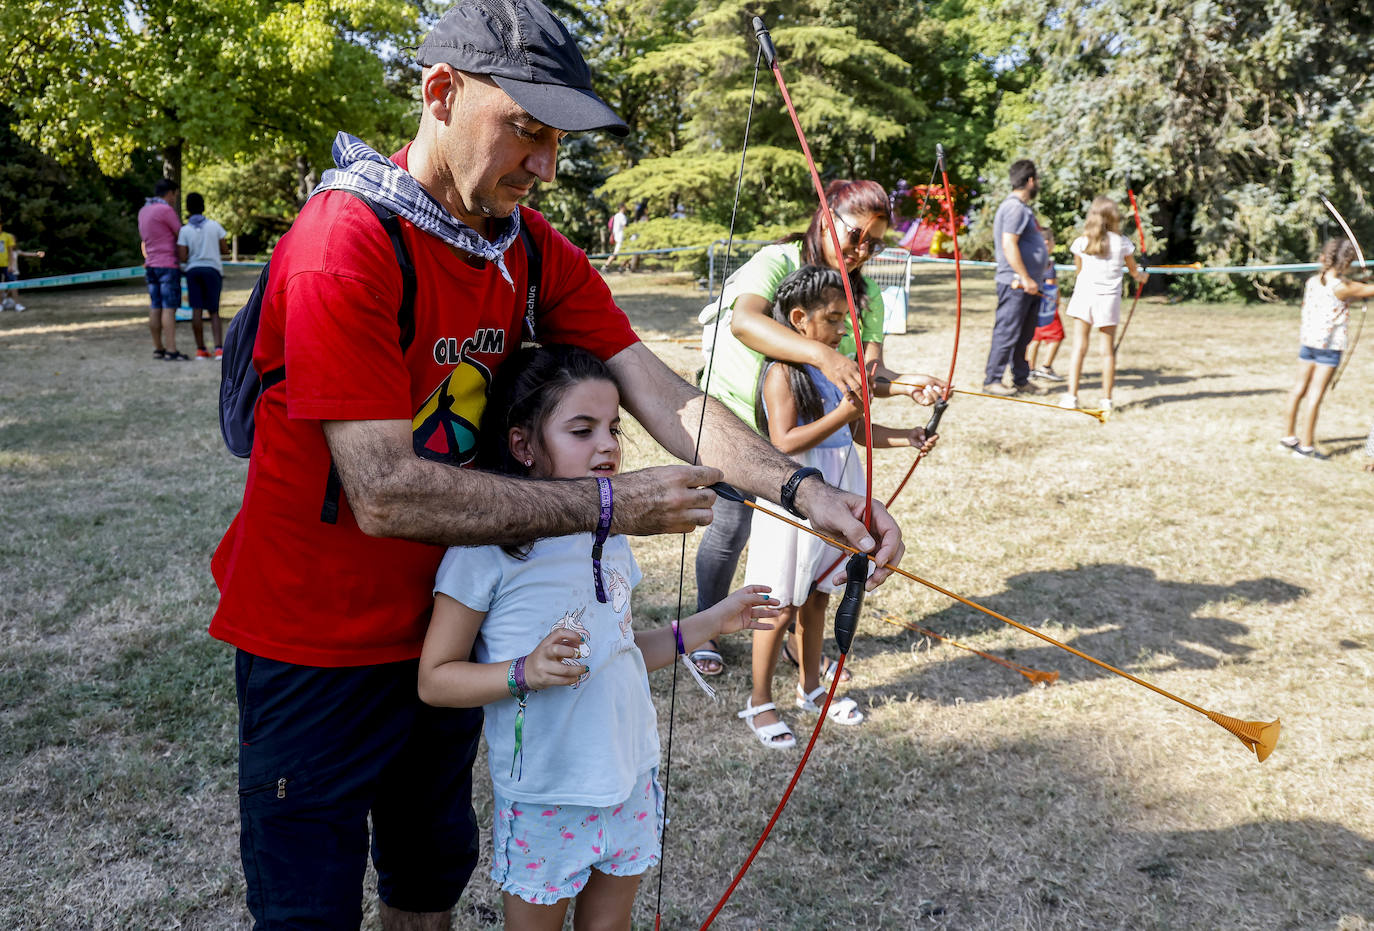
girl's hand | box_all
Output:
[818,348,866,399]
[837,391,866,423]
[1132,269,1149,286]
[715,585,780,637]
[912,382,945,407]
[907,427,938,454]
[522,628,591,690]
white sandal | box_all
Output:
[738,699,797,749]
[795,685,864,726]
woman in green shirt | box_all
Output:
[691,179,944,677]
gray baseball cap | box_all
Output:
[417,0,629,137]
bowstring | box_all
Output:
[652,42,764,930]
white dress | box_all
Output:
[1065,232,1134,327]
[744,364,865,606]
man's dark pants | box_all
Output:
[984,284,1042,387]
[236,651,484,929]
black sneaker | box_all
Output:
[164,351,190,362]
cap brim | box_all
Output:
[493,76,629,137]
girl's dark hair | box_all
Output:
[776,179,891,313]
[754,265,846,436]
[1318,237,1356,286]
[476,344,618,557]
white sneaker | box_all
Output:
[0,299,14,312]
[12,302,25,312]
[1058,393,1078,409]
[1100,398,1113,412]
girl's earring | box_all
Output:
[525,459,533,467]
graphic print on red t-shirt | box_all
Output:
[411,334,495,464]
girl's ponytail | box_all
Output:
[1082,196,1122,258]
[1317,238,1356,286]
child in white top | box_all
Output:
[419,344,778,928]
[740,265,936,746]
[1280,238,1374,459]
[1060,196,1148,412]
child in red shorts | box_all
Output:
[1026,228,1064,381]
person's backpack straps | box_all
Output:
[219,262,277,457]
[362,198,417,354]
[518,221,542,343]
[320,197,417,524]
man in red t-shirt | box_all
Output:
[211,1,904,927]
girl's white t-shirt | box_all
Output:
[1299,273,1350,350]
[1070,232,1134,296]
[434,533,658,806]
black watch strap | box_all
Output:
[780,467,823,519]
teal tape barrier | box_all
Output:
[3,254,1366,291]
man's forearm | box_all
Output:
[609,343,802,505]
[333,429,598,545]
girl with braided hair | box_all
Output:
[737,266,937,747]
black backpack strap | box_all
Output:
[320,194,418,524]
[360,197,418,352]
[518,221,542,342]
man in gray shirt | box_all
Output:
[985,159,1047,392]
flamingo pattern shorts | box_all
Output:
[490,767,663,905]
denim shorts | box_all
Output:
[145,265,180,309]
[491,767,663,905]
[185,267,222,313]
[1299,344,1341,367]
[236,651,484,925]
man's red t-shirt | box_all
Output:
[209,149,638,667]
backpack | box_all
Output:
[220,193,543,523]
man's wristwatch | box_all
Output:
[780,467,824,519]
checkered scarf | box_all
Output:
[313,132,519,286]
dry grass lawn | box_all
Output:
[1,265,1371,929]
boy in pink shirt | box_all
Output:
[137,179,185,360]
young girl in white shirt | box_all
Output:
[418,344,778,929]
[1060,196,1149,412]
[1280,238,1374,459]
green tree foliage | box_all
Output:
[581,0,1030,254]
[987,0,1374,296]
[0,108,160,274]
[1,0,419,201]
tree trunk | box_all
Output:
[296,155,317,207]
[162,141,183,214]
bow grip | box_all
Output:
[923,398,948,436]
[752,17,778,66]
[833,552,869,654]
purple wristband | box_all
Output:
[672,619,685,656]
[592,477,613,603]
[513,654,529,694]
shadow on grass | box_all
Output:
[862,564,1304,705]
[1112,368,1221,390]
[1119,386,1284,412]
[675,730,1374,930]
